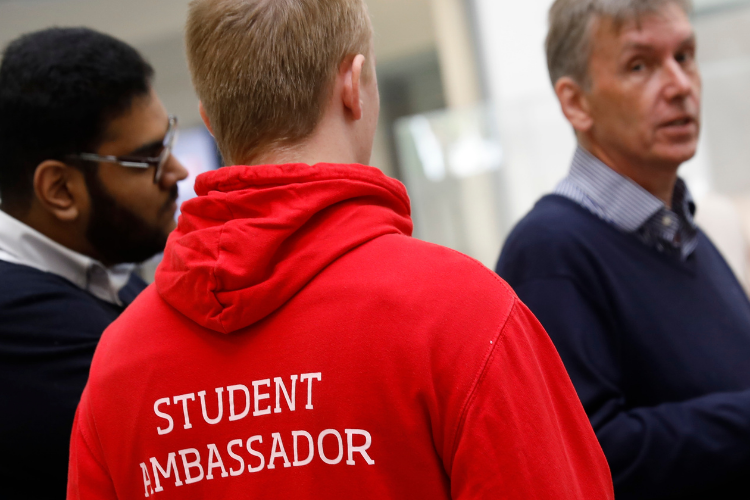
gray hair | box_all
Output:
[546,0,693,87]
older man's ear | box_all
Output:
[554,77,593,134]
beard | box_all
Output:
[84,172,177,265]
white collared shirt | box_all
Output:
[0,209,134,306]
[554,146,699,260]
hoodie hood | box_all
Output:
[155,163,412,334]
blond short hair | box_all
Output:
[186,0,372,164]
[546,0,693,88]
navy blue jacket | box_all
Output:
[0,260,146,499]
[497,195,750,500]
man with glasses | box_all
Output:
[0,27,187,499]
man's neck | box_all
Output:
[248,147,360,167]
[579,139,679,208]
[243,114,369,167]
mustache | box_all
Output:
[160,185,179,214]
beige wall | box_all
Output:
[0,0,440,132]
[694,4,750,195]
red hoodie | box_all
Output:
[67,163,613,499]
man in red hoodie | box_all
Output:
[67,0,613,498]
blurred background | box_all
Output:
[1,0,749,282]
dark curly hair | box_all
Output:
[0,27,154,213]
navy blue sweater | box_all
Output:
[497,195,750,500]
[0,261,146,499]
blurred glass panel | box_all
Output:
[173,125,221,217]
[394,104,508,268]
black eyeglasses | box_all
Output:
[67,115,179,184]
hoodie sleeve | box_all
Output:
[67,387,118,500]
[449,299,614,499]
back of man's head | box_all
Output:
[546,0,693,88]
[0,27,154,214]
[186,0,372,166]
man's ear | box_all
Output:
[342,54,366,121]
[555,76,594,133]
[199,101,214,136]
[33,161,87,222]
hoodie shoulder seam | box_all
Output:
[449,296,517,472]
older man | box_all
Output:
[0,28,187,499]
[497,1,750,499]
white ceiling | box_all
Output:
[0,0,191,48]
[0,0,435,60]
[694,0,750,12]
[1,0,748,57]
[0,0,436,126]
